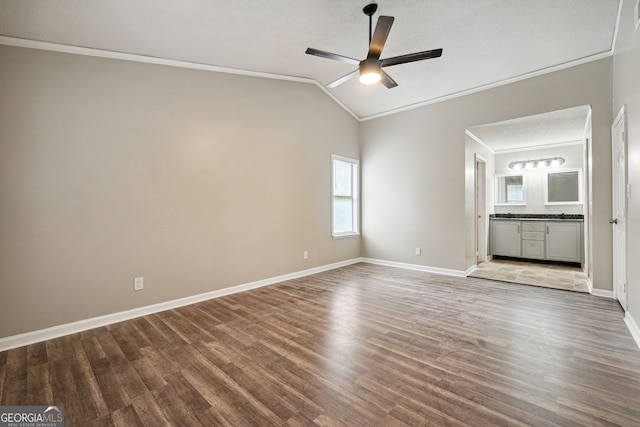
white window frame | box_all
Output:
[331,154,360,238]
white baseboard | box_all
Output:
[361,258,470,277]
[591,288,615,299]
[587,278,594,293]
[625,312,640,350]
[0,258,362,352]
[1,257,627,352]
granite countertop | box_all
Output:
[490,214,584,222]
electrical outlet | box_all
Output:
[415,247,421,256]
[134,277,144,291]
[303,250,309,260]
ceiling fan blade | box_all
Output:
[326,69,359,88]
[380,70,398,89]
[367,16,394,60]
[305,48,360,65]
[381,48,443,67]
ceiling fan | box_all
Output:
[305,3,443,89]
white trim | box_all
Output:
[0,258,362,352]
[465,130,495,154]
[624,312,640,349]
[543,168,583,206]
[331,155,360,237]
[587,277,594,294]
[0,257,628,351]
[495,140,584,154]
[359,51,614,121]
[612,0,624,53]
[591,288,615,299]
[611,105,627,310]
[315,85,360,121]
[0,36,310,83]
[581,107,593,143]
[0,36,360,122]
[635,0,640,32]
[0,36,613,123]
[613,103,626,126]
[361,258,470,277]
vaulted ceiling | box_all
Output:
[0,1,621,120]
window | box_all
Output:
[332,155,359,237]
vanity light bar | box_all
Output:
[509,156,565,170]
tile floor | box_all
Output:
[468,257,589,293]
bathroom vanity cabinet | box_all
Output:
[490,217,583,264]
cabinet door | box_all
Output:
[522,240,545,259]
[492,221,521,257]
[545,222,582,262]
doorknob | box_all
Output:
[609,218,618,224]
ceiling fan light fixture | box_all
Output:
[305,3,442,89]
[359,59,381,85]
[360,70,381,85]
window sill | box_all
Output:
[332,232,361,240]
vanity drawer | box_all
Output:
[522,222,545,232]
[522,231,544,240]
[522,240,545,259]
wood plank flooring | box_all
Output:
[1,263,640,426]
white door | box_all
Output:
[475,155,487,264]
[611,107,627,310]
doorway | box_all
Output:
[475,155,487,264]
[466,105,592,293]
[611,106,627,310]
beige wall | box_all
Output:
[0,45,360,338]
[361,58,613,287]
[0,42,620,340]
[613,1,640,321]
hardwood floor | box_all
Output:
[1,263,639,426]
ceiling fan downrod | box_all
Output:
[363,3,378,44]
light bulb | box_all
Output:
[359,71,381,85]
[359,59,382,85]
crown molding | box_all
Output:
[0,36,614,123]
[0,36,361,121]
[359,51,613,122]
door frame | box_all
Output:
[611,105,627,310]
[475,154,488,264]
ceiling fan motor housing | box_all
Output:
[359,58,382,84]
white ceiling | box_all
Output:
[0,1,620,120]
[467,105,591,152]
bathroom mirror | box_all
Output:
[495,173,526,205]
[544,169,582,204]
